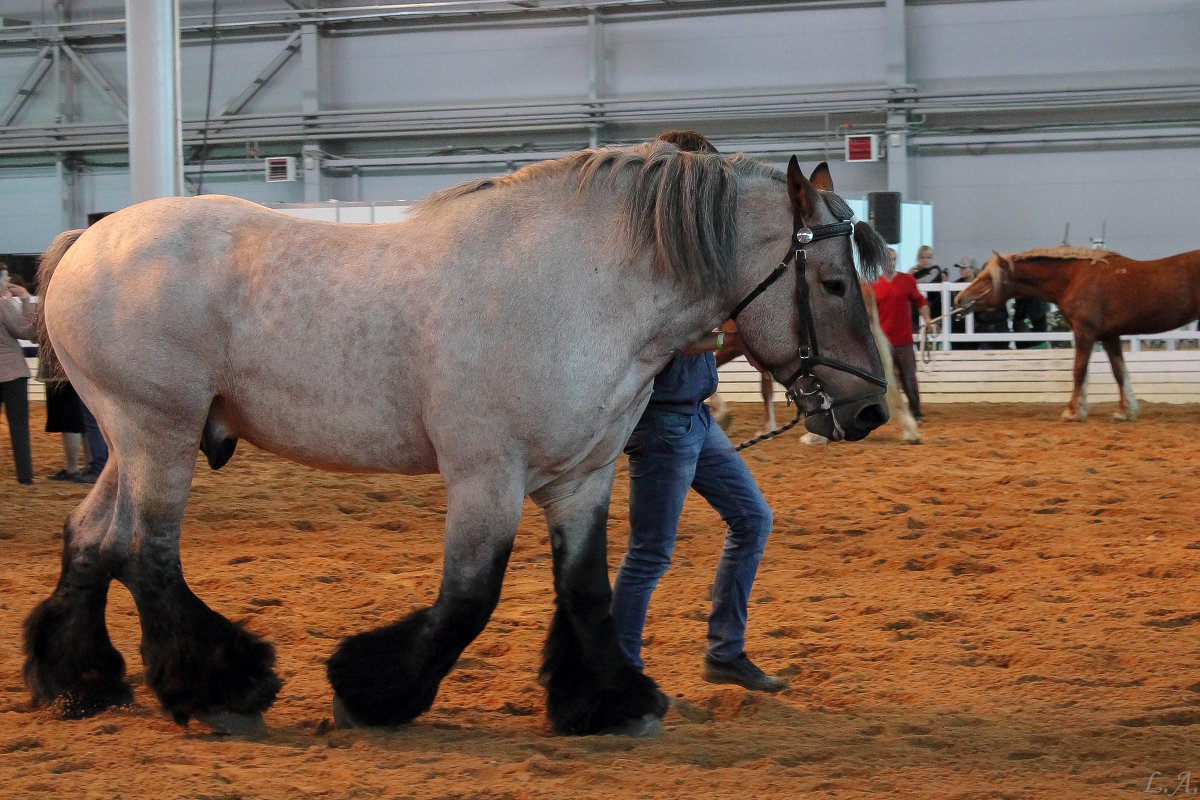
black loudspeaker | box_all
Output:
[867,191,902,244]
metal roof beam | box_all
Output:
[0,45,53,126]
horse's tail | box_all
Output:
[34,229,86,383]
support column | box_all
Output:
[52,2,79,229]
[301,23,323,202]
[587,11,605,150]
[126,0,183,201]
[884,0,909,197]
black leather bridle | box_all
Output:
[729,213,887,422]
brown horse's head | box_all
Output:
[953,251,1014,313]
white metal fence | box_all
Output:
[716,281,1200,406]
[918,281,1200,352]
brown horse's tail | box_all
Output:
[34,229,85,383]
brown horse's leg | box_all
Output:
[328,469,522,728]
[1062,333,1095,422]
[533,464,668,736]
[708,390,732,430]
[759,372,776,433]
[23,466,133,718]
[1100,338,1138,421]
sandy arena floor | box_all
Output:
[2,401,1199,799]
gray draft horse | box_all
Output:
[25,142,889,736]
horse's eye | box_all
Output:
[821,279,847,297]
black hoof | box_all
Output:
[23,592,133,719]
[45,682,134,720]
[595,713,665,738]
[544,662,670,736]
[143,604,281,727]
[326,610,450,728]
[331,693,365,730]
[195,710,265,735]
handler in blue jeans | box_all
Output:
[611,334,785,692]
[611,129,784,692]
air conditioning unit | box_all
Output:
[264,156,298,182]
[844,134,879,163]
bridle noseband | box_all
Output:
[729,215,887,424]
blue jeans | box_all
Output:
[81,403,108,476]
[611,404,773,668]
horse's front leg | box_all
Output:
[531,464,669,736]
[1062,332,1095,422]
[707,390,732,430]
[1100,337,1139,422]
[328,470,522,728]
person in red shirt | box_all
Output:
[870,247,933,422]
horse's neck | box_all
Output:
[1012,259,1077,303]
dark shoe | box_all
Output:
[702,653,787,693]
[74,470,98,484]
[48,469,83,482]
[18,477,33,485]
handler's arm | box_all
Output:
[678,329,740,356]
[909,283,934,330]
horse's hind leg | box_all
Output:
[23,467,132,717]
[1101,338,1138,422]
[113,422,281,732]
[1061,332,1094,422]
[532,464,669,736]
[328,470,523,728]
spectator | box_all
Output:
[951,257,978,350]
[909,246,946,331]
[1013,297,1050,349]
[1,268,37,484]
[43,379,88,482]
[871,248,933,422]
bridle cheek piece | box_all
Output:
[729,218,887,425]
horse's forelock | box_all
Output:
[852,221,887,281]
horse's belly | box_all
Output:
[228,390,436,474]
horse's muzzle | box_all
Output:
[800,391,889,442]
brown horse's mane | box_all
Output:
[1010,247,1113,264]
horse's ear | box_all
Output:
[808,162,835,192]
[787,155,818,218]
[994,250,1013,274]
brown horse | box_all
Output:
[953,247,1200,422]
[712,282,920,444]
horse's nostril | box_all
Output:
[855,402,889,431]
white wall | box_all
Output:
[918,147,1200,264]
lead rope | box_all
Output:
[920,310,962,364]
[733,406,803,452]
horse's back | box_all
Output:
[44,196,443,472]
[1063,250,1200,336]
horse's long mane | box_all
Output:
[413,142,786,295]
[1011,247,1113,264]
